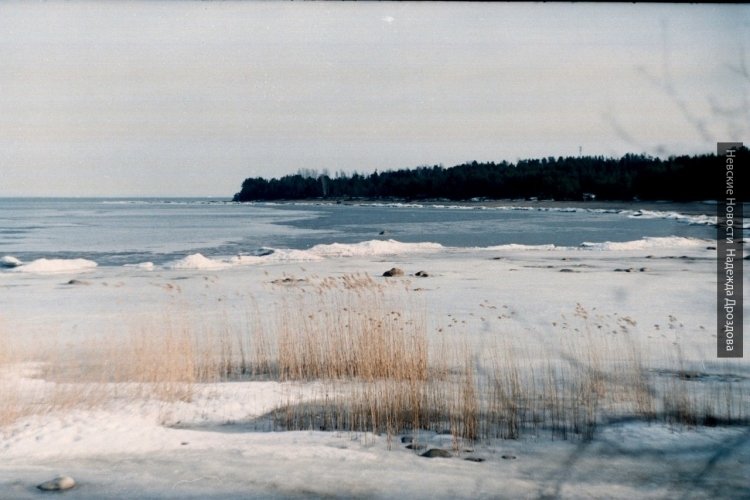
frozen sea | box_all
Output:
[0,197,719,269]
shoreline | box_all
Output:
[245,197,723,216]
[1,196,727,217]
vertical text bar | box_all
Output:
[717,142,743,358]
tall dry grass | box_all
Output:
[0,276,747,443]
[276,274,427,382]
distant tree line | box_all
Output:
[233,148,749,202]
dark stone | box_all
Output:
[501,454,517,460]
[383,267,404,277]
[421,448,452,458]
[415,271,429,277]
[464,457,485,462]
[66,279,90,285]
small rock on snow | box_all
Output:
[37,476,76,491]
[382,267,404,277]
[421,449,452,458]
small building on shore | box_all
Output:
[582,193,596,202]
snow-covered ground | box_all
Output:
[1,239,748,498]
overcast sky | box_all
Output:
[1,2,748,197]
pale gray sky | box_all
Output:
[1,2,748,197]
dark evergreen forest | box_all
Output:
[233,148,748,202]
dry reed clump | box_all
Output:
[273,302,748,444]
[0,326,49,428]
[269,275,446,440]
[0,387,21,428]
[484,343,527,439]
[276,274,427,382]
[0,335,22,427]
[109,321,198,402]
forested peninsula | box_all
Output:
[233,149,748,202]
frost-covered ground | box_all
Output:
[1,238,749,499]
